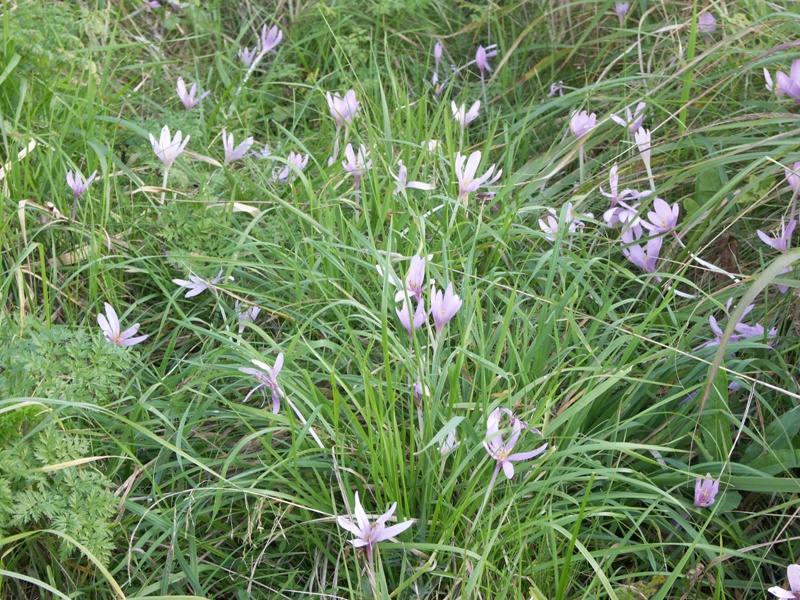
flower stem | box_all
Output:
[161,165,171,204]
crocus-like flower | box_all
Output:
[439,430,459,455]
[765,60,800,102]
[430,283,462,335]
[66,169,98,199]
[697,12,717,34]
[454,151,502,205]
[641,198,679,234]
[610,102,646,135]
[758,218,796,253]
[413,380,430,404]
[235,300,261,334]
[326,90,360,128]
[452,101,481,129]
[483,408,548,480]
[768,564,800,599]
[176,77,209,110]
[786,162,800,195]
[238,46,258,67]
[276,151,310,183]
[259,24,283,54]
[251,143,272,159]
[222,128,254,164]
[569,110,596,139]
[342,143,371,190]
[239,353,284,413]
[173,269,233,298]
[622,235,662,277]
[422,139,441,152]
[396,255,428,302]
[539,203,593,241]
[337,492,414,567]
[150,125,190,169]
[434,42,443,67]
[392,160,434,195]
[695,298,750,349]
[396,299,428,337]
[548,81,565,97]
[98,303,148,347]
[475,45,493,75]
[601,165,649,241]
[694,474,720,507]
[614,2,630,21]
[601,164,650,208]
[634,128,652,172]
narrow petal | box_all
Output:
[788,564,800,593]
[377,519,414,542]
[337,516,362,537]
[767,587,795,599]
[502,460,515,479]
[508,442,548,462]
[465,151,482,180]
[104,303,120,334]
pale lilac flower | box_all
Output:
[430,283,462,335]
[222,128,254,164]
[337,492,413,567]
[634,128,652,172]
[538,203,593,241]
[413,380,430,404]
[238,46,258,68]
[483,408,548,480]
[768,564,800,599]
[326,90,360,128]
[451,101,481,129]
[276,151,310,183]
[173,269,233,298]
[695,298,750,349]
[235,300,261,334]
[342,143,371,190]
[757,219,796,253]
[422,139,441,152]
[98,303,148,347]
[259,24,283,54]
[396,255,428,303]
[785,161,800,195]
[641,198,679,234]
[454,151,502,205]
[548,82,564,98]
[434,42,443,67]
[693,474,720,507]
[600,164,650,208]
[396,299,428,337]
[697,12,717,34]
[439,430,459,455]
[251,143,272,159]
[764,60,800,102]
[614,2,630,22]
[735,320,778,342]
[150,125,190,169]
[475,45,493,75]
[601,165,649,241]
[176,77,209,110]
[239,353,284,413]
[610,102,646,135]
[622,235,662,277]
[392,160,434,195]
[569,110,596,139]
[66,169,98,199]
[143,1,160,8]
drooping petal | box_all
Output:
[377,519,414,542]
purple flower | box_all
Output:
[342,143,371,190]
[610,102,646,135]
[601,165,649,241]
[326,90,360,128]
[173,269,233,298]
[764,60,800,102]
[430,283,462,335]
[697,12,717,34]
[66,169,98,199]
[693,474,720,507]
[614,2,630,21]
[694,298,776,349]
[276,151,310,183]
[251,143,273,160]
[641,198,679,234]
[239,352,284,413]
[622,235,662,277]
[396,255,428,303]
[396,299,428,337]
[786,161,800,195]
[768,564,800,599]
[475,45,494,75]
[452,101,481,129]
[422,139,441,152]
[455,151,502,205]
[757,218,796,253]
[548,81,565,98]
[539,202,593,241]
[434,42,443,67]
[259,24,283,54]
[176,77,209,110]
[235,300,261,334]
[222,128,254,164]
[569,110,596,139]
[98,303,148,347]
[600,164,650,208]
[150,125,190,169]
[337,492,413,567]
[439,430,459,455]
[483,408,548,480]
[413,380,430,404]
[238,46,258,67]
[392,160,434,195]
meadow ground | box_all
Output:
[1,0,799,598]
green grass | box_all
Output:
[1,0,799,598]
